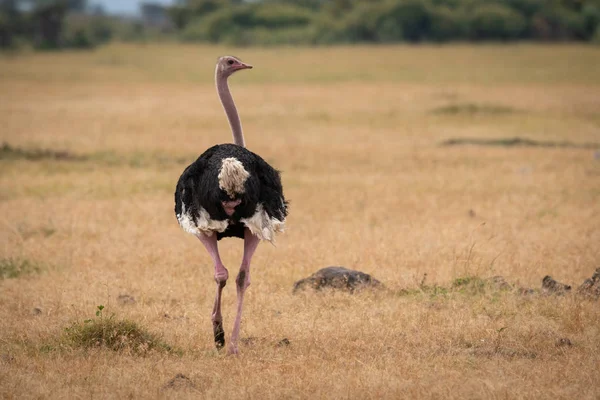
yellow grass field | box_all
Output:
[1,44,599,399]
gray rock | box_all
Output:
[577,268,600,299]
[1,353,15,364]
[117,294,136,305]
[517,287,535,296]
[293,266,382,293]
[542,275,571,295]
[486,276,513,291]
[555,338,573,347]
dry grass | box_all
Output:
[1,43,599,399]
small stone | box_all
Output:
[541,275,571,295]
[1,353,15,364]
[577,268,600,299]
[517,287,535,296]
[31,307,42,316]
[555,338,572,347]
[117,294,136,305]
[486,276,512,291]
[240,337,257,346]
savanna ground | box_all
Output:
[1,44,599,399]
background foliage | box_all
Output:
[1,0,600,49]
[172,0,600,45]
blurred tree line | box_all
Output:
[171,0,600,45]
[2,0,600,50]
[0,0,171,49]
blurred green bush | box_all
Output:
[173,0,600,45]
[2,0,600,50]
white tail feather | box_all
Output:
[241,203,285,243]
[218,157,249,199]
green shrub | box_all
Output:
[429,6,470,41]
[242,26,315,46]
[59,13,114,49]
[0,12,14,48]
[582,3,600,38]
[0,258,41,279]
[593,23,600,43]
[503,0,545,18]
[171,0,600,44]
[531,6,588,40]
[183,6,256,43]
[311,14,355,44]
[182,2,314,44]
[376,16,404,42]
[384,0,432,42]
[63,305,177,355]
[341,3,383,42]
[469,3,527,40]
[251,3,314,29]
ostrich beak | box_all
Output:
[238,62,253,70]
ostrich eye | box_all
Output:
[227,59,234,65]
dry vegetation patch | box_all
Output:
[59,305,177,355]
[431,103,521,115]
[0,44,599,399]
[0,257,42,280]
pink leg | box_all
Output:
[197,233,228,349]
[228,228,260,355]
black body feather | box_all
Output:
[174,144,287,240]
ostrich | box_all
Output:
[174,56,287,355]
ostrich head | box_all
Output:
[216,55,253,78]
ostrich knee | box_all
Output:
[236,269,250,291]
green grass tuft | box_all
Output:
[0,143,189,168]
[0,142,85,162]
[88,151,190,168]
[440,137,600,149]
[452,276,487,295]
[397,275,516,298]
[432,103,519,115]
[64,315,178,355]
[0,258,42,280]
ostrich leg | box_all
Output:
[228,228,260,355]
[197,233,228,349]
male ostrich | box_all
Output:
[174,56,287,355]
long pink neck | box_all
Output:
[216,69,245,147]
